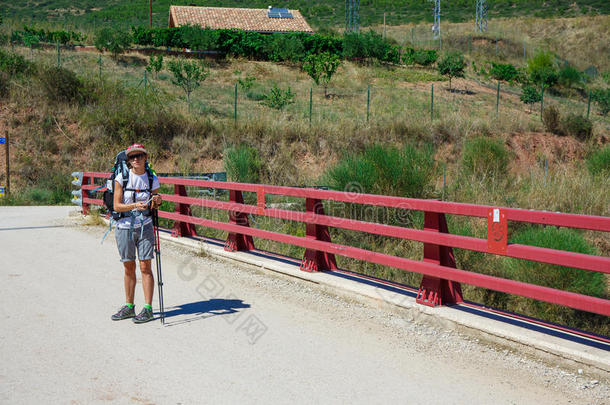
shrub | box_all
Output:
[591,88,609,116]
[0,49,32,76]
[437,51,465,90]
[237,75,256,91]
[38,66,85,104]
[324,143,435,198]
[461,137,509,178]
[586,146,610,177]
[266,33,305,62]
[527,50,558,87]
[542,105,561,134]
[504,226,605,329]
[489,62,518,82]
[94,28,131,59]
[0,71,9,98]
[302,52,341,97]
[560,113,592,140]
[146,54,163,78]
[558,65,582,88]
[223,145,262,183]
[520,85,541,111]
[260,85,295,110]
[413,49,438,66]
[168,59,209,111]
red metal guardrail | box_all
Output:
[79,172,610,317]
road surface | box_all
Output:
[0,206,607,404]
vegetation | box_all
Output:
[489,62,519,83]
[94,27,131,59]
[223,145,262,184]
[527,50,559,87]
[437,51,466,90]
[260,86,295,110]
[591,88,610,115]
[302,52,341,97]
[460,137,510,178]
[520,85,541,110]
[168,59,210,112]
[586,146,610,177]
[146,54,163,79]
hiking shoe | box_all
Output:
[111,305,135,321]
[133,307,154,324]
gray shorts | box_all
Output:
[115,223,155,262]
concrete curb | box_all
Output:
[156,230,610,373]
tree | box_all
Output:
[520,85,541,112]
[302,52,341,97]
[22,32,39,58]
[527,50,558,87]
[168,59,209,112]
[437,51,465,91]
[489,62,518,83]
[94,28,131,60]
[146,54,163,79]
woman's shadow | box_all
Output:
[159,298,250,326]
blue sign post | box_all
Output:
[0,137,5,144]
[0,187,5,195]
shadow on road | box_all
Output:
[160,298,250,326]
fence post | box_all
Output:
[496,81,500,117]
[98,55,102,79]
[224,190,255,251]
[309,87,313,126]
[56,41,60,68]
[411,27,414,44]
[540,83,544,120]
[430,84,434,120]
[468,35,471,53]
[495,36,498,56]
[234,83,237,124]
[4,132,10,196]
[523,42,526,60]
[416,211,463,307]
[300,198,337,272]
[366,84,370,122]
[80,174,92,216]
[171,185,198,237]
[587,89,591,118]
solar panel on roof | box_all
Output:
[268,8,293,18]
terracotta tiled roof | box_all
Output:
[169,6,314,33]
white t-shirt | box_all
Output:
[115,170,160,229]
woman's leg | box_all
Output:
[123,261,137,303]
[139,259,154,306]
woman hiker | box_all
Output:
[111,143,163,323]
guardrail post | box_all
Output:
[172,185,198,237]
[416,211,463,307]
[224,190,254,251]
[300,198,337,272]
[81,174,92,215]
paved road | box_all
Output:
[0,206,607,404]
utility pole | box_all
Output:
[383,12,386,39]
[149,0,153,28]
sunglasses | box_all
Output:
[128,153,146,160]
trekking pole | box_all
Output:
[153,209,165,324]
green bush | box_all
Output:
[0,49,32,76]
[504,226,606,331]
[558,65,582,88]
[38,66,85,104]
[0,71,9,98]
[223,145,262,184]
[94,27,131,59]
[520,85,541,109]
[527,50,558,87]
[560,113,593,140]
[260,86,295,110]
[461,137,509,178]
[591,88,609,116]
[266,33,305,62]
[542,105,561,135]
[324,143,435,198]
[413,49,438,67]
[489,62,519,82]
[586,145,610,177]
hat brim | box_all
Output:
[126,148,147,156]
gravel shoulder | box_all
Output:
[0,206,608,404]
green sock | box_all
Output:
[143,304,152,310]
[126,303,134,308]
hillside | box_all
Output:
[1,0,609,30]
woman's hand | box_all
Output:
[134,201,148,211]
[151,194,163,209]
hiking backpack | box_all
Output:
[103,150,156,220]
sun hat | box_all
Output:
[126,143,147,157]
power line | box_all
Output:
[345,0,360,33]
[476,0,487,32]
